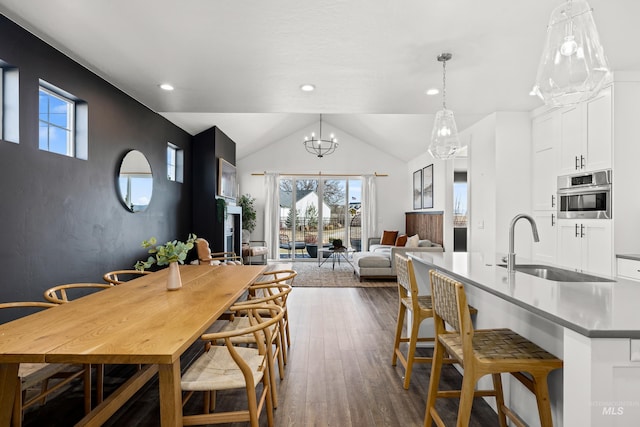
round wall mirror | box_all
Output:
[118,150,153,212]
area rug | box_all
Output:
[275,260,396,288]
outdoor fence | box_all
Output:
[279,215,362,257]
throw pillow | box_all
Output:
[395,234,408,247]
[406,234,420,248]
[380,230,399,245]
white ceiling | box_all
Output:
[1,0,639,160]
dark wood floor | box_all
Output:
[22,287,498,426]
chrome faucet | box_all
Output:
[507,214,539,273]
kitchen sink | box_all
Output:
[497,264,615,282]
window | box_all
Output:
[39,86,74,156]
[38,81,88,159]
[167,143,183,182]
[0,60,19,143]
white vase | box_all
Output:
[167,262,183,291]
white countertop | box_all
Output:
[408,251,640,339]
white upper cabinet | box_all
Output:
[586,86,613,172]
[559,86,612,174]
[559,104,584,173]
[532,112,560,211]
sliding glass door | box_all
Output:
[278,177,362,261]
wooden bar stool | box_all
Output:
[392,255,475,389]
[424,269,563,427]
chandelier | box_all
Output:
[303,114,338,158]
[428,53,463,160]
[535,0,610,106]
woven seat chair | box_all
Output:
[102,269,151,285]
[248,269,296,363]
[392,255,474,389]
[0,302,92,426]
[218,277,293,409]
[195,237,243,265]
[424,269,563,427]
[181,303,284,427]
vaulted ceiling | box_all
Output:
[1,0,638,160]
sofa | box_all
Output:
[353,237,443,281]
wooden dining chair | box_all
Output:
[0,302,92,426]
[227,281,293,408]
[195,237,243,265]
[102,269,151,285]
[43,283,113,304]
[392,255,471,389]
[181,303,284,427]
[248,269,296,363]
[424,269,563,427]
[42,283,113,405]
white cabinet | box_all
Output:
[586,86,612,171]
[557,219,612,276]
[559,86,612,174]
[617,257,640,282]
[532,112,560,211]
[532,211,557,264]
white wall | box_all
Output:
[236,120,408,241]
[466,112,532,256]
[467,114,498,254]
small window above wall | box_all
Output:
[38,80,88,159]
[0,59,19,143]
[167,142,183,182]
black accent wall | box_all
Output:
[192,126,236,254]
[0,15,196,320]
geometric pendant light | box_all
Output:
[535,0,610,106]
[428,53,464,160]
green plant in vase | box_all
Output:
[134,233,197,270]
[134,234,197,290]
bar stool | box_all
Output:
[392,255,475,389]
[424,269,563,427]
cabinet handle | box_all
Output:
[551,194,556,208]
[580,155,586,169]
[580,224,585,238]
[551,213,555,226]
[575,156,580,170]
[575,223,580,237]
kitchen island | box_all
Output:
[409,251,640,427]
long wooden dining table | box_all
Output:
[0,264,266,426]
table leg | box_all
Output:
[159,361,182,427]
[0,363,19,427]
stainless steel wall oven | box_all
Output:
[557,169,611,219]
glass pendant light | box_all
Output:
[535,0,610,106]
[428,53,463,160]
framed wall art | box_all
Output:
[413,169,422,210]
[422,164,433,209]
[217,157,237,200]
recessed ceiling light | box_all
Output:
[426,88,439,96]
[159,83,174,91]
[300,84,315,92]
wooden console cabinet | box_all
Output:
[405,211,443,247]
